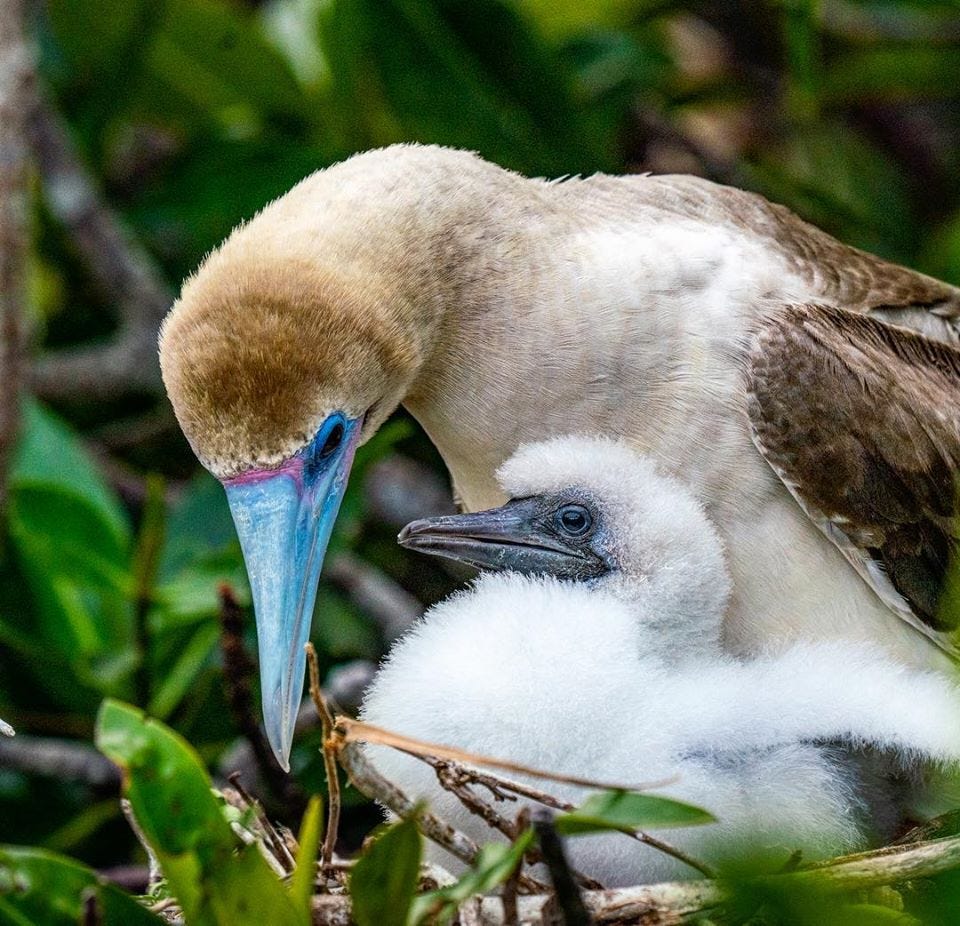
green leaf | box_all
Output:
[291,796,324,914]
[410,832,533,925]
[158,471,239,580]
[8,482,135,694]
[555,790,714,836]
[145,0,310,125]
[146,622,219,719]
[12,399,131,549]
[349,815,422,926]
[95,700,304,926]
[0,845,162,926]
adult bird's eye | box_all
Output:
[319,422,345,458]
[555,504,592,537]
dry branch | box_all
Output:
[326,552,423,642]
[0,734,119,788]
[0,0,31,509]
[334,717,677,794]
[306,642,341,869]
[26,94,171,401]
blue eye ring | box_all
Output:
[555,504,592,537]
[318,419,345,459]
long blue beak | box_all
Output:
[223,415,361,770]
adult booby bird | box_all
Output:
[158,144,960,767]
[363,436,960,885]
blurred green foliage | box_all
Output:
[1,0,960,920]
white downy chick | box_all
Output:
[362,436,960,886]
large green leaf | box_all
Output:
[95,700,306,926]
[145,0,311,125]
[349,815,422,926]
[8,483,134,689]
[0,845,162,926]
[555,789,714,836]
[12,400,131,550]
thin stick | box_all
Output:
[0,0,29,517]
[336,737,482,869]
[501,807,528,926]
[336,718,678,794]
[227,773,296,874]
[338,718,710,878]
[531,809,591,926]
[427,758,604,892]
[306,643,343,870]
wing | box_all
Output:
[746,304,960,655]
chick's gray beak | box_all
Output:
[398,497,608,580]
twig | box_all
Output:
[531,809,591,926]
[226,775,296,874]
[337,717,710,879]
[0,0,30,512]
[97,865,150,894]
[502,807,528,926]
[306,643,341,870]
[218,585,298,807]
[26,94,171,401]
[425,757,604,891]
[339,740,482,865]
[335,718,677,794]
[121,799,161,889]
[81,890,102,926]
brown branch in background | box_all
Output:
[306,642,341,870]
[531,809,591,926]
[96,865,150,895]
[326,552,423,643]
[218,585,306,814]
[0,0,31,511]
[25,93,171,401]
[0,734,120,789]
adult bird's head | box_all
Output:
[158,147,467,767]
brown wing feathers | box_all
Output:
[747,304,960,638]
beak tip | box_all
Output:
[265,719,294,773]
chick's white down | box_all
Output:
[361,436,960,886]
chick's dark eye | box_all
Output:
[556,504,592,537]
[319,422,345,458]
